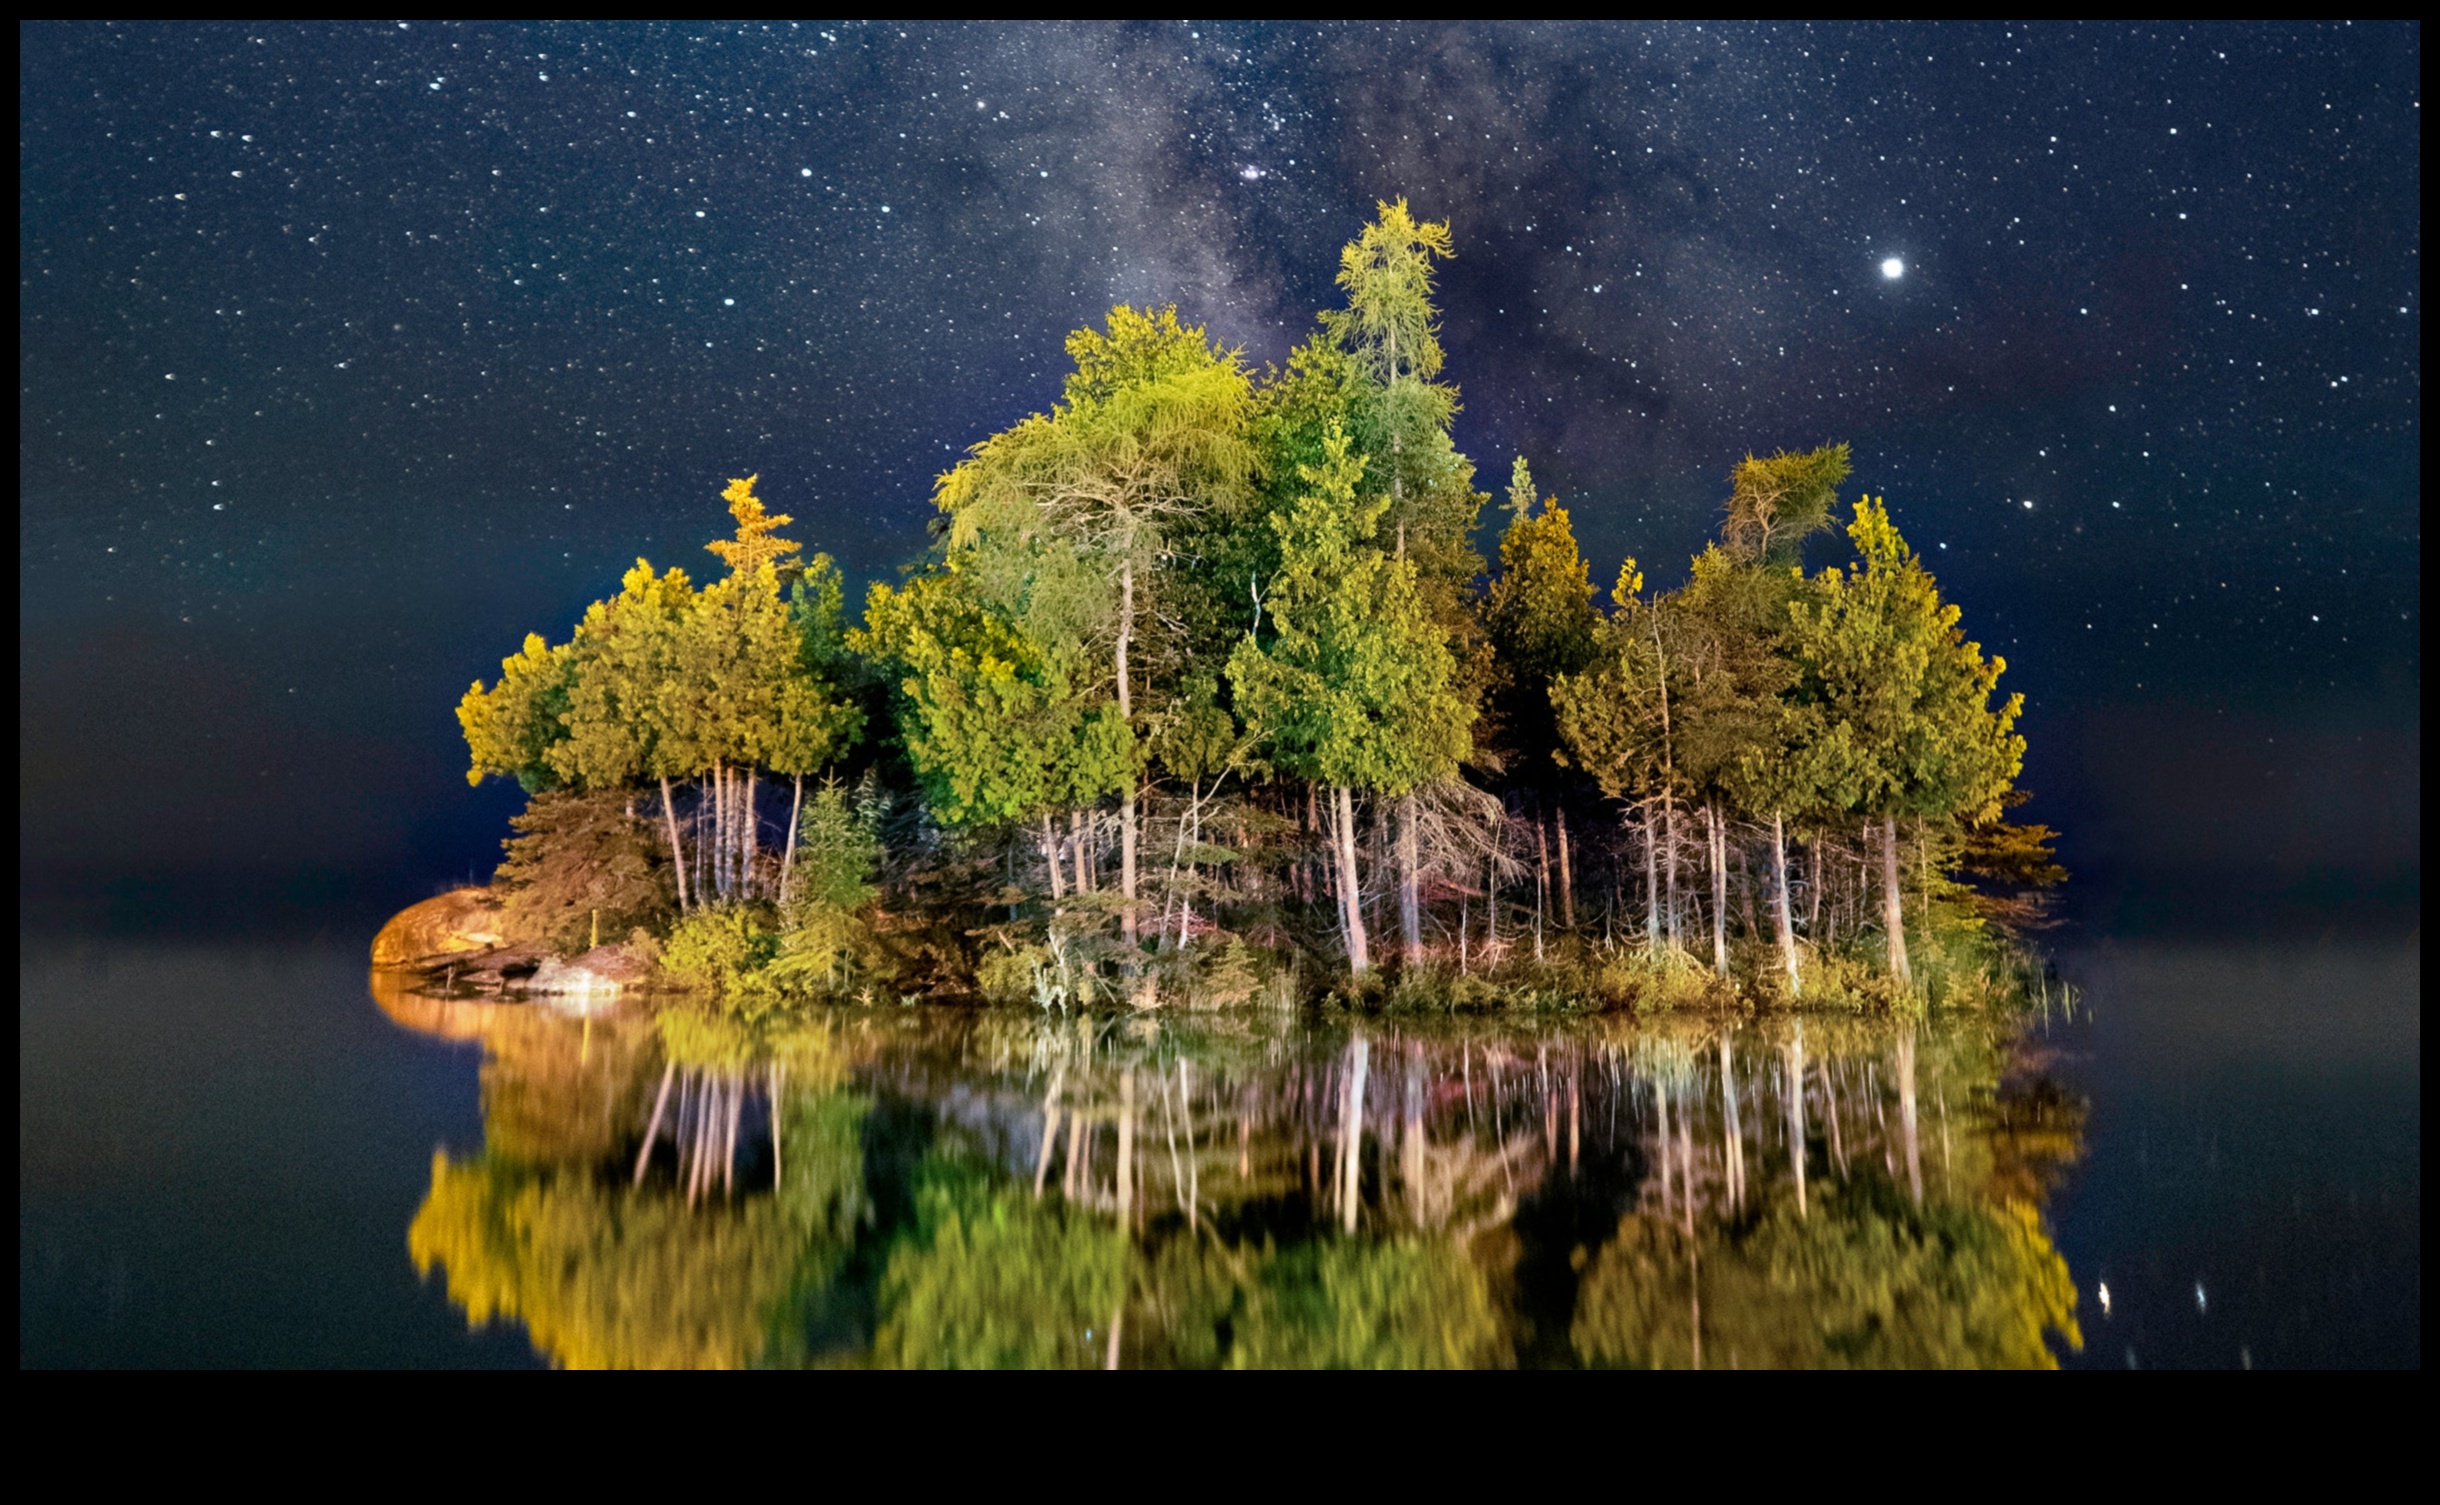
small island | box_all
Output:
[379,200,2060,1022]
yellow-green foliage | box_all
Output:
[1230,1238,1507,1370]
[874,1157,1128,1370]
[660,908,779,1001]
[1571,1177,2079,1369]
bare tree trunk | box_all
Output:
[1534,813,1550,960]
[1643,803,1662,956]
[1334,786,1371,975]
[743,766,760,900]
[1117,558,1139,946]
[1071,809,1093,894]
[1707,804,1729,975]
[1805,828,1824,939]
[1339,1034,1369,1233]
[1881,814,1912,987]
[1397,792,1423,965]
[1557,808,1575,929]
[780,773,804,906]
[1664,797,1682,953]
[1040,812,1065,900]
[1770,813,1801,995]
[660,776,692,912]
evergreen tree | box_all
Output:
[1788,497,2025,986]
[1228,423,1473,974]
[1486,456,1600,777]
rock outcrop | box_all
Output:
[371,887,507,967]
[528,944,654,996]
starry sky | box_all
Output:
[19,21,2420,922]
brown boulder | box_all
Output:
[371,887,507,967]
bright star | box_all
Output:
[1880,256,1905,279]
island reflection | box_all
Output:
[382,975,2083,1369]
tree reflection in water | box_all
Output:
[386,981,2082,1368]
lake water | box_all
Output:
[21,918,2416,1368]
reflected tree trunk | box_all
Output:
[635,1059,676,1186]
[1720,1031,1745,1214]
[1896,1024,1923,1205]
[1339,1034,1369,1233]
[1116,1067,1135,1224]
[1785,1024,1807,1218]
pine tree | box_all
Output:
[1788,497,2025,986]
[1486,456,1600,777]
[1228,423,1473,974]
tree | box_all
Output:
[932,305,1254,945]
[1486,457,1600,777]
[1788,498,2025,986]
[1228,423,1473,973]
[1304,200,1489,961]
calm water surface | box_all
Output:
[19,931,2417,1368]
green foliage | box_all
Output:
[1486,461,1600,773]
[1228,422,1474,796]
[1788,497,2025,824]
[1723,442,1850,564]
[458,632,574,792]
[491,788,671,952]
[855,571,1130,827]
[661,908,781,1002]
[1571,1176,2079,1369]
[874,1155,1129,1369]
[1231,1237,1506,1369]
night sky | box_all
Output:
[19,22,2420,923]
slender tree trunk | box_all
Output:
[1397,792,1422,965]
[1040,813,1064,900]
[1707,804,1728,975]
[1805,829,1824,938]
[1770,813,1801,995]
[1643,803,1662,956]
[1881,814,1912,987]
[1534,813,1550,960]
[660,776,692,912]
[1557,808,1575,929]
[779,773,804,906]
[1116,557,1140,946]
[1334,786,1371,975]
[744,766,760,900]
[1664,797,1682,953]
[1071,809,1093,894]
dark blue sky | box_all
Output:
[19,21,2419,916]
